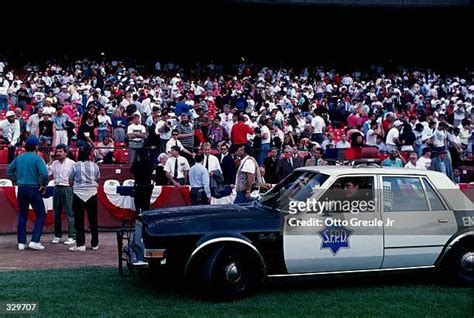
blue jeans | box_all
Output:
[17,186,46,244]
[98,129,108,142]
[0,95,8,112]
[258,143,270,166]
[234,191,251,204]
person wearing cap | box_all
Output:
[430,150,454,181]
[6,136,49,251]
[51,105,71,146]
[37,109,55,147]
[48,144,76,246]
[381,149,405,168]
[385,120,404,152]
[0,110,21,163]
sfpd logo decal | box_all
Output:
[318,225,353,255]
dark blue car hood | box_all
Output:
[141,202,282,236]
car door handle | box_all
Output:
[437,219,449,223]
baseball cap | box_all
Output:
[25,136,39,147]
[6,110,15,117]
[394,120,403,127]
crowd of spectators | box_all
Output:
[0,58,473,188]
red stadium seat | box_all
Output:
[114,149,129,163]
[360,147,380,159]
[0,149,8,164]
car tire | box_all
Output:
[199,245,264,300]
[449,245,474,286]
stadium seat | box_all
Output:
[0,179,12,186]
[123,179,135,187]
[114,149,129,163]
[360,146,380,159]
[0,149,8,164]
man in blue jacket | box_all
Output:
[7,136,49,251]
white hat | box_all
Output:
[5,110,15,117]
[394,120,403,127]
[43,109,52,115]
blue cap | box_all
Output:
[25,136,39,147]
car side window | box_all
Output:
[317,176,375,213]
[422,179,447,211]
[383,176,429,212]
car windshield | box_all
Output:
[259,171,330,211]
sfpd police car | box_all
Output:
[124,166,474,300]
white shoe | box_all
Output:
[69,245,86,252]
[91,245,99,250]
[28,242,45,251]
[18,243,26,250]
[51,237,62,244]
[64,238,76,245]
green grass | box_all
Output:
[0,267,472,317]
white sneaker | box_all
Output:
[18,243,26,250]
[69,245,86,252]
[28,242,45,251]
[91,245,99,250]
[63,238,76,245]
[51,237,62,244]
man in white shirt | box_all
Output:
[366,120,378,146]
[48,144,76,245]
[127,114,147,164]
[433,122,447,153]
[386,120,403,151]
[234,144,262,204]
[166,129,194,156]
[404,152,426,169]
[202,142,221,174]
[164,145,190,186]
[321,133,336,151]
[0,111,21,163]
[26,108,44,137]
[336,134,351,149]
[417,148,432,169]
[97,107,112,142]
[311,111,326,144]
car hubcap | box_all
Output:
[461,252,474,272]
[225,262,242,284]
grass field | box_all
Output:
[0,267,472,317]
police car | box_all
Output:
[125,166,474,300]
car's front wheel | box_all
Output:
[199,245,264,300]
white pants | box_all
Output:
[54,130,68,147]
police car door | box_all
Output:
[380,175,457,268]
[284,175,384,273]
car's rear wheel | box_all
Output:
[199,245,264,300]
[449,245,474,286]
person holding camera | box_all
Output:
[155,111,172,154]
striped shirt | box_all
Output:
[69,161,100,202]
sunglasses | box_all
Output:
[410,157,417,160]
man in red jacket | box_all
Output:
[230,115,254,147]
